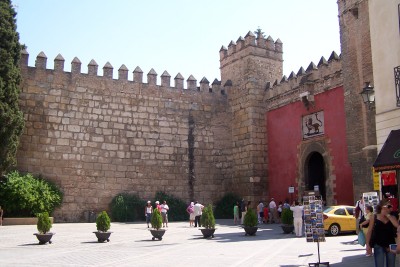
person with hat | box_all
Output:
[144,201,153,228]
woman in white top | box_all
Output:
[145,201,153,228]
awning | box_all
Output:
[373,129,400,171]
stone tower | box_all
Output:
[219,31,283,202]
[337,0,376,198]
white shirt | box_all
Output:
[269,200,277,209]
[193,203,204,216]
[161,204,169,213]
[290,205,304,219]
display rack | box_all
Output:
[303,193,329,267]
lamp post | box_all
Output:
[360,82,375,109]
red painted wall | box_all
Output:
[266,86,353,205]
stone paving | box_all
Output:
[0,219,391,267]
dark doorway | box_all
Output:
[306,152,326,201]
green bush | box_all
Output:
[281,208,293,225]
[96,211,111,232]
[154,191,187,221]
[0,171,63,217]
[151,208,163,230]
[110,193,145,222]
[200,204,216,229]
[36,212,52,234]
[214,192,241,219]
[243,208,258,227]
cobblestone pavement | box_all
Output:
[0,219,392,267]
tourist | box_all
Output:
[193,201,204,227]
[263,206,269,224]
[257,201,264,224]
[290,201,304,237]
[155,201,162,212]
[240,199,246,224]
[269,198,277,223]
[233,202,240,225]
[144,201,153,228]
[160,200,169,227]
[366,200,399,267]
[186,202,195,227]
[354,196,364,235]
[360,205,373,256]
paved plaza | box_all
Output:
[0,219,391,267]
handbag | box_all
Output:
[358,230,366,246]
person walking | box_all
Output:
[360,205,373,256]
[193,201,204,227]
[257,201,264,224]
[354,196,364,235]
[269,198,277,223]
[290,201,304,237]
[366,200,399,267]
[160,200,169,228]
[186,202,195,227]
[240,199,246,224]
[233,202,240,225]
[144,201,153,228]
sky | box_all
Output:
[13,0,341,84]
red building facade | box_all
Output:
[267,86,353,205]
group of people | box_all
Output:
[354,195,400,267]
[233,198,295,225]
[232,198,304,237]
[186,201,204,227]
[144,200,169,228]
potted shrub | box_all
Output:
[93,211,112,242]
[150,208,166,240]
[200,204,216,238]
[34,212,55,244]
[280,208,294,234]
[243,208,258,236]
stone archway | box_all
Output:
[297,138,335,205]
[305,152,326,200]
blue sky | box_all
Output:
[14,0,341,84]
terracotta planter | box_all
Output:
[200,228,216,238]
[93,231,112,242]
[281,224,294,234]
[243,226,258,236]
[34,233,55,245]
[150,229,166,240]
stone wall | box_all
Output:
[17,52,233,222]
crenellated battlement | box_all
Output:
[20,49,228,96]
[219,31,283,62]
[219,31,283,88]
[263,51,342,110]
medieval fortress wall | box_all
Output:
[17,51,233,222]
[16,30,343,222]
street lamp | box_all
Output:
[360,82,375,109]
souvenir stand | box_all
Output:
[303,192,329,267]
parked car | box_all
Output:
[323,205,356,236]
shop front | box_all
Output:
[373,129,400,211]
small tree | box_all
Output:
[281,208,294,225]
[36,212,52,234]
[151,208,162,230]
[243,208,258,227]
[0,0,25,175]
[96,211,111,232]
[200,204,215,229]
